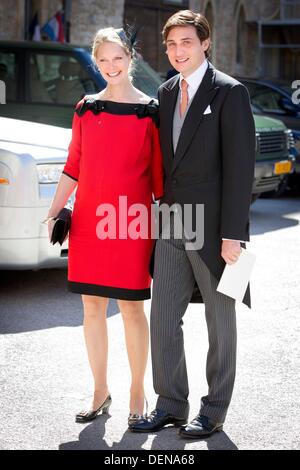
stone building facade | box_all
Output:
[0,0,299,80]
[190,0,279,77]
[124,0,300,80]
[70,0,124,44]
[0,0,26,40]
[0,0,124,43]
[190,0,300,80]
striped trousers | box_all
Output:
[150,212,237,423]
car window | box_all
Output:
[28,53,98,105]
[244,83,283,112]
[132,58,163,98]
[0,51,18,102]
[280,85,293,96]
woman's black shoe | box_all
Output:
[75,395,112,423]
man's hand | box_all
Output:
[221,240,242,265]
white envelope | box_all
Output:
[203,105,212,115]
[217,248,256,302]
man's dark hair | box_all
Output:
[162,10,211,58]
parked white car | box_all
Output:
[0,116,73,269]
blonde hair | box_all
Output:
[92,27,136,80]
[92,27,133,61]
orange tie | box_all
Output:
[180,79,189,117]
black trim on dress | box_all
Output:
[68,281,151,300]
[75,98,159,127]
[62,170,78,181]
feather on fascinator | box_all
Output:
[115,27,138,53]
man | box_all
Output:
[130,10,255,438]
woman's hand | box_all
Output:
[48,218,56,242]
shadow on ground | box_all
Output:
[250,196,300,235]
[0,268,119,334]
[59,414,238,450]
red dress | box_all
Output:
[62,97,164,300]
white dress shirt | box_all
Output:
[179,59,245,244]
[179,59,208,105]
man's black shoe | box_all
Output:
[178,414,223,439]
[128,408,187,433]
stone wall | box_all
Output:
[0,0,25,40]
[70,0,125,45]
[0,0,299,79]
[189,0,283,76]
[0,0,124,45]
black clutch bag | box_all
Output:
[50,207,72,245]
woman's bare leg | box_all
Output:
[82,294,110,409]
[118,300,149,415]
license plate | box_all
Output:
[274,161,292,175]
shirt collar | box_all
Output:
[179,59,208,91]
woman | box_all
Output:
[46,27,164,428]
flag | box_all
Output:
[29,12,41,41]
[41,11,65,43]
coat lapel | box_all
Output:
[172,63,219,174]
[160,75,180,165]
